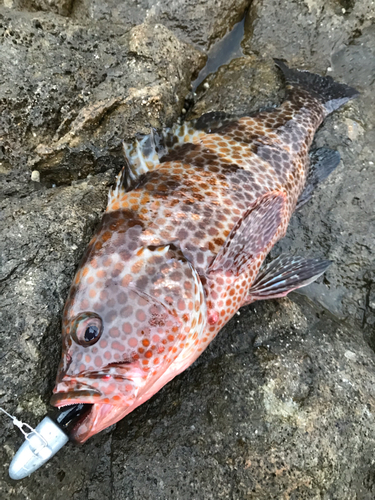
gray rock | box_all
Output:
[0,9,204,185]
[1,0,375,499]
[110,297,375,500]
[72,0,251,50]
[242,0,375,73]
[0,0,73,17]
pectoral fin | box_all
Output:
[208,191,286,277]
[246,254,331,303]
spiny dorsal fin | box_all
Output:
[123,132,161,177]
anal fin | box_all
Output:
[296,147,340,210]
[246,254,331,303]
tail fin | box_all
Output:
[274,59,359,113]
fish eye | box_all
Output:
[84,325,99,343]
[71,312,103,347]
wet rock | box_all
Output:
[0,10,204,186]
[0,0,73,16]
[1,0,375,499]
[0,171,116,498]
[242,0,375,73]
[189,55,282,119]
[109,297,375,499]
[72,0,252,50]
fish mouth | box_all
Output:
[51,390,131,443]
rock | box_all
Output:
[1,0,375,499]
[242,0,375,73]
[189,55,282,119]
[0,10,204,186]
[110,297,375,499]
[1,0,73,17]
[72,0,252,50]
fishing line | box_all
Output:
[1,405,69,480]
[0,406,48,452]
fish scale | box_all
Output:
[51,60,359,443]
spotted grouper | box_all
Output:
[51,60,358,442]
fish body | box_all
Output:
[51,61,358,442]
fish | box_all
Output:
[51,60,358,443]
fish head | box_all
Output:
[51,219,206,442]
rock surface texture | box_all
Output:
[0,0,374,499]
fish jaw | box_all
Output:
[50,377,136,443]
[51,390,129,443]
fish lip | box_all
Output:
[50,389,102,407]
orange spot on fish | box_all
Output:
[80,299,89,309]
[122,323,132,334]
[109,327,120,338]
[121,274,132,287]
[111,341,125,352]
[102,231,112,242]
[128,337,138,347]
[131,260,143,273]
[136,310,146,322]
